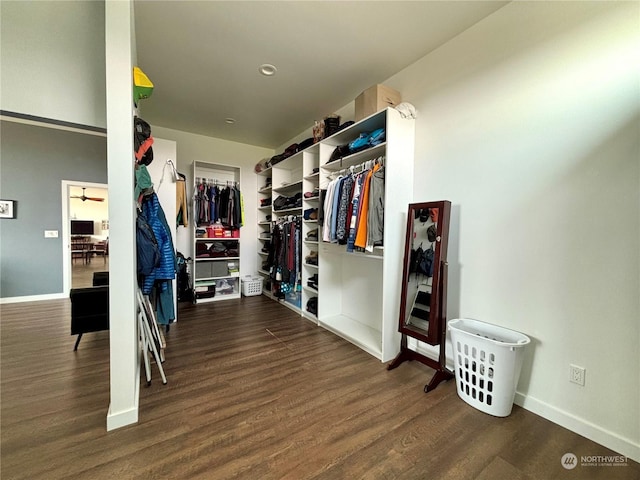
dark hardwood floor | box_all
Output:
[1,296,637,479]
[72,255,109,288]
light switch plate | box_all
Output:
[44,230,59,238]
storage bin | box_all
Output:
[211,261,229,278]
[449,318,530,417]
[227,261,239,277]
[194,262,212,279]
[242,276,263,296]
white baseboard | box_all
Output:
[106,358,141,432]
[106,406,138,431]
[0,292,67,304]
[408,338,639,462]
[514,392,639,462]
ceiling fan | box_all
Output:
[70,188,105,202]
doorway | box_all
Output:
[62,181,109,293]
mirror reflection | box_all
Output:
[390,200,451,391]
[403,207,439,333]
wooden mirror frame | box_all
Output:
[399,200,450,344]
[388,200,453,392]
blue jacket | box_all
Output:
[141,193,176,294]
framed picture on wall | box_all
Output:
[0,200,16,219]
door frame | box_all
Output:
[61,180,108,295]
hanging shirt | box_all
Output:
[336,175,354,244]
[355,163,380,249]
[330,176,345,242]
[346,173,366,252]
[322,177,339,242]
[367,165,385,251]
[176,177,188,227]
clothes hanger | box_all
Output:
[166,159,180,182]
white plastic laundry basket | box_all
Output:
[449,318,530,417]
[241,276,263,297]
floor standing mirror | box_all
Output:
[387,200,453,392]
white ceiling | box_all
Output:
[134,1,508,149]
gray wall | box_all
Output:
[0,121,107,298]
[0,0,106,128]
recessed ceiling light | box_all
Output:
[225,118,236,124]
[258,63,277,76]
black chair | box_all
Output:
[92,271,109,286]
[70,286,109,351]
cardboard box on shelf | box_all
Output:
[355,84,401,121]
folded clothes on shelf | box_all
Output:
[304,188,320,198]
[303,208,318,220]
[273,192,302,211]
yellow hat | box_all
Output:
[133,66,154,106]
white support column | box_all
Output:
[105,0,139,431]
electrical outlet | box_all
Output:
[570,364,585,386]
[44,230,59,238]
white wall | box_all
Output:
[105,0,138,431]
[391,1,639,460]
[0,0,106,128]
[150,126,274,277]
[278,1,640,461]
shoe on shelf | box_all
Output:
[306,228,318,240]
[307,273,318,288]
[305,251,318,266]
[306,297,318,315]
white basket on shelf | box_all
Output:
[449,318,530,417]
[241,276,263,297]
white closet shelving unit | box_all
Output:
[256,166,273,297]
[300,144,320,322]
[193,161,241,303]
[266,151,306,313]
[256,107,414,362]
[317,107,415,362]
